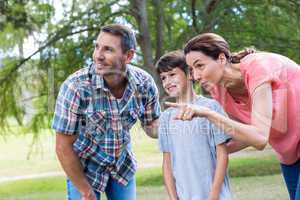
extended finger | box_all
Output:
[174,108,185,120]
[183,110,194,120]
[165,102,182,108]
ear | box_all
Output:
[218,53,227,65]
[124,49,135,64]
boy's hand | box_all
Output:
[164,102,210,120]
[206,192,218,200]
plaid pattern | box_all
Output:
[52,64,160,192]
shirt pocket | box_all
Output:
[121,108,139,130]
[85,110,110,133]
[75,110,115,165]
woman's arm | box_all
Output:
[226,139,249,153]
[165,83,273,150]
[207,143,228,200]
[163,152,178,200]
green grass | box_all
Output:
[0,177,66,199]
[0,127,287,199]
[0,174,288,200]
[229,156,281,177]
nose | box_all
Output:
[162,76,171,87]
[193,70,202,81]
[94,47,105,61]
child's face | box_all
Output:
[159,67,188,97]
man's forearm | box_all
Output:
[56,134,93,196]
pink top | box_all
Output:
[210,52,300,165]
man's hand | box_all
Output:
[142,119,159,138]
[81,186,96,200]
[164,102,210,120]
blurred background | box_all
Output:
[0,0,299,199]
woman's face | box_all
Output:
[185,51,225,91]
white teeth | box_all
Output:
[167,86,176,91]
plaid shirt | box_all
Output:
[52,64,160,192]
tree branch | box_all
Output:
[191,0,199,32]
[0,8,129,87]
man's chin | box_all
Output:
[96,69,125,76]
[96,69,110,76]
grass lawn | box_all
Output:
[0,174,288,200]
[0,127,289,199]
[0,126,280,177]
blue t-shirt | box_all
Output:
[158,96,232,200]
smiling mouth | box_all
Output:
[95,63,108,69]
[167,85,177,91]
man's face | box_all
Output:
[93,32,127,77]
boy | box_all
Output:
[156,50,232,200]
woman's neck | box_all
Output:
[220,63,246,93]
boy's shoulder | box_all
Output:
[195,95,221,110]
[161,107,174,118]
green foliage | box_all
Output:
[1,0,300,134]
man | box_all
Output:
[52,24,160,200]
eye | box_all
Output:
[105,46,114,52]
[195,64,205,70]
[95,43,99,50]
[170,73,176,77]
[160,76,166,81]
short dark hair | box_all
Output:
[101,24,137,53]
[156,50,188,75]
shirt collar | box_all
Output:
[89,63,139,92]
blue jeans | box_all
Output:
[281,159,300,200]
[67,177,136,200]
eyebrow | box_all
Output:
[95,42,115,50]
[192,59,201,66]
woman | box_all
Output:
[166,33,300,200]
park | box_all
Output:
[1,0,299,199]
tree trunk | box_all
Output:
[129,0,166,101]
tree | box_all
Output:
[0,0,300,135]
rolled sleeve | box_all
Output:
[139,77,161,126]
[51,80,82,135]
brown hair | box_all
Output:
[183,33,255,63]
[156,50,188,75]
[101,24,137,53]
